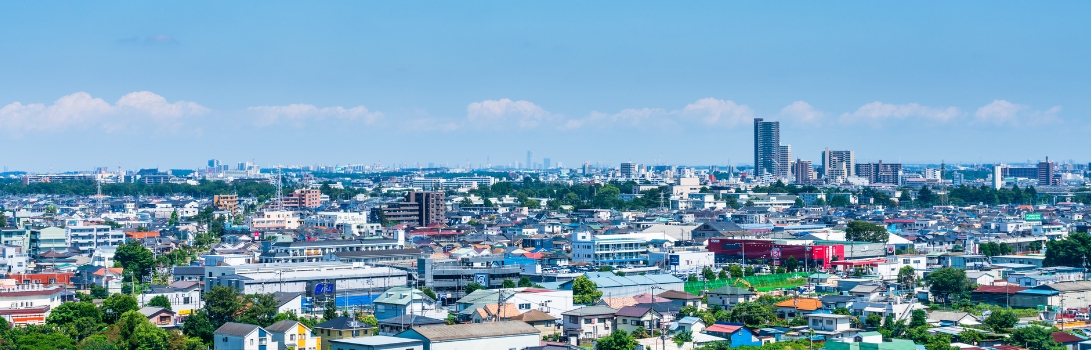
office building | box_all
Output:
[543,158,551,169]
[620,162,641,178]
[526,151,532,170]
[792,159,814,184]
[208,159,220,169]
[821,148,854,183]
[1038,158,1057,186]
[372,191,446,227]
[1002,167,1037,179]
[753,118,780,177]
[778,145,792,179]
[855,161,903,185]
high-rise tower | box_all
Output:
[753,118,780,178]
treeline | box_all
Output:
[466,178,676,211]
[0,179,277,199]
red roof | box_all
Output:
[705,324,743,334]
[973,285,1027,294]
[1052,332,1084,343]
[884,219,915,224]
[522,252,544,259]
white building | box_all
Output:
[214,323,279,350]
[0,246,29,274]
[304,212,380,236]
[203,262,408,296]
[874,255,926,281]
[66,225,124,252]
[572,232,650,267]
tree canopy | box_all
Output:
[572,275,603,305]
[846,221,888,243]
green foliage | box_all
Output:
[12,332,77,350]
[632,326,648,338]
[958,329,985,345]
[101,294,139,324]
[702,267,717,281]
[421,287,437,299]
[925,333,957,350]
[572,275,603,305]
[846,221,888,243]
[833,307,851,315]
[79,336,119,350]
[203,286,241,327]
[673,330,693,346]
[90,285,110,299]
[1009,326,1065,350]
[984,308,1018,332]
[909,309,928,328]
[865,313,883,329]
[783,256,799,272]
[323,298,338,321]
[115,241,154,284]
[239,293,281,327]
[596,330,637,350]
[48,301,103,326]
[464,282,486,295]
[518,276,533,287]
[118,310,170,350]
[1044,231,1091,267]
[445,313,458,325]
[0,179,276,199]
[502,279,516,288]
[727,302,776,327]
[146,295,172,311]
[927,267,974,303]
[898,266,916,287]
[182,310,215,343]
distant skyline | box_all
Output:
[2,2,1091,171]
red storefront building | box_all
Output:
[707,238,845,269]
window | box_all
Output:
[519,303,531,310]
[250,339,254,345]
[290,334,296,341]
[222,337,227,342]
[622,319,628,325]
[583,318,592,324]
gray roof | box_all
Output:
[706,286,755,295]
[330,335,424,346]
[215,322,261,337]
[138,306,171,317]
[399,321,539,342]
[1038,281,1091,292]
[265,320,301,333]
[562,306,618,317]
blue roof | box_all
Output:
[1017,289,1059,295]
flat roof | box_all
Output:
[329,335,423,346]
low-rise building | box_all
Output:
[266,320,321,350]
[705,286,757,310]
[315,316,375,350]
[328,336,424,350]
[562,306,617,345]
[213,322,279,350]
[804,314,862,340]
[395,321,541,350]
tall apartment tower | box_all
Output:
[620,162,641,178]
[526,151,532,170]
[1038,158,1056,186]
[821,148,855,183]
[777,145,792,179]
[993,164,1004,189]
[753,118,780,178]
[792,159,814,184]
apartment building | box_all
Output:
[30,227,67,256]
[213,195,240,214]
[571,232,648,267]
[66,225,124,252]
[282,189,321,209]
[247,211,301,230]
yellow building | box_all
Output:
[314,316,374,350]
[267,320,321,350]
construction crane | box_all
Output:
[734,278,756,292]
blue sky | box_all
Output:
[1,2,1090,171]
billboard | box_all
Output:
[668,255,680,266]
[1025,213,1043,221]
[313,283,335,295]
[474,273,489,287]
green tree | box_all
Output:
[12,332,77,350]
[909,309,928,328]
[833,307,851,315]
[794,198,804,207]
[464,283,485,295]
[846,221,888,243]
[596,330,637,350]
[898,266,916,287]
[118,310,170,350]
[718,269,728,280]
[101,293,139,324]
[865,313,883,329]
[323,298,338,321]
[114,240,154,284]
[239,293,281,327]
[727,302,776,327]
[984,308,1018,332]
[47,301,103,327]
[728,264,743,278]
[926,267,974,304]
[421,287,438,299]
[168,210,179,226]
[182,310,215,343]
[632,326,648,338]
[203,286,241,327]
[518,276,533,287]
[146,295,172,311]
[702,267,717,281]
[925,333,956,350]
[673,330,693,347]
[1010,325,1064,350]
[90,285,110,299]
[829,195,850,207]
[502,279,516,288]
[572,275,603,305]
[79,336,119,350]
[783,256,799,272]
[959,329,985,345]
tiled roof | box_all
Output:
[517,309,558,322]
[215,322,261,337]
[615,306,655,318]
[774,298,821,311]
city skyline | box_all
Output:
[3,2,1091,170]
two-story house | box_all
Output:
[562,306,617,345]
[705,286,756,310]
[372,287,440,320]
[804,314,861,340]
[266,320,320,350]
[214,323,279,350]
[614,305,662,334]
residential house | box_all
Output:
[373,287,440,320]
[377,314,446,337]
[670,316,706,335]
[657,290,702,309]
[266,320,320,350]
[315,316,375,350]
[469,303,520,323]
[139,307,177,329]
[515,309,560,336]
[395,321,541,350]
[274,292,305,316]
[561,306,617,345]
[774,298,822,318]
[706,286,756,310]
[327,336,424,350]
[213,323,279,350]
[614,305,662,334]
[702,322,762,347]
[1052,331,1085,350]
[926,311,981,327]
[804,314,862,340]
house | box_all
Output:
[315,316,375,350]
[561,306,617,345]
[809,273,840,286]
[965,271,998,286]
[213,322,279,350]
[274,292,305,316]
[1052,331,1086,350]
[820,295,855,311]
[470,303,520,323]
[702,322,762,348]
[0,305,50,326]
[515,309,560,336]
[804,314,862,340]
[774,298,822,318]
[266,320,320,350]
[706,286,756,310]
[328,335,424,350]
[825,332,915,350]
[926,311,981,327]
[614,305,662,334]
[657,290,702,308]
[848,284,886,301]
[377,314,447,336]
[138,307,177,329]
[372,287,439,320]
[670,316,705,335]
[395,321,541,350]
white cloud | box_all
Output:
[247,104,383,127]
[778,101,825,124]
[466,98,552,129]
[680,98,754,126]
[974,99,1061,126]
[0,91,205,133]
[840,101,961,124]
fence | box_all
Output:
[683,272,810,294]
